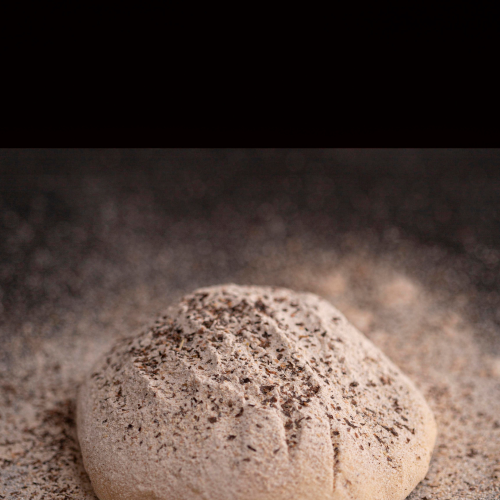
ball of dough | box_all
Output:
[77,284,436,500]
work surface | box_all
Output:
[1,149,499,499]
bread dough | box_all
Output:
[77,284,437,500]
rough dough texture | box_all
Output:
[77,284,437,500]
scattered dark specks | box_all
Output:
[260,385,275,393]
[208,417,217,424]
[247,445,257,451]
[227,435,237,440]
[344,418,357,428]
[381,425,399,437]
[255,300,267,312]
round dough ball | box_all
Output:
[77,284,436,500]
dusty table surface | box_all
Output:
[1,149,499,499]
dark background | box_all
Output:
[1,148,500,337]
